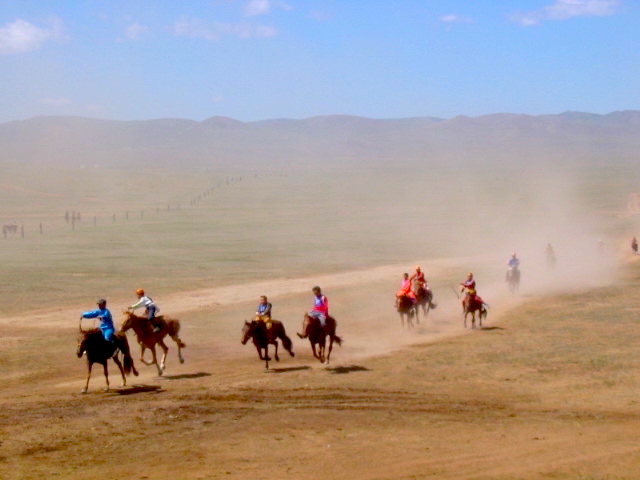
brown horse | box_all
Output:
[462,295,488,329]
[396,295,417,328]
[297,313,342,364]
[241,318,295,369]
[76,324,138,393]
[120,311,186,376]
[414,287,437,322]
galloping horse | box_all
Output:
[506,267,520,295]
[297,313,342,364]
[77,323,138,393]
[415,287,437,322]
[241,318,295,369]
[397,295,417,328]
[462,295,487,329]
[120,311,186,376]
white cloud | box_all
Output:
[41,97,71,106]
[511,0,618,26]
[125,22,149,40]
[173,18,278,40]
[440,14,473,24]
[245,0,271,16]
[0,17,65,55]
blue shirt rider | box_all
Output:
[81,298,115,342]
[508,253,520,269]
[256,295,272,319]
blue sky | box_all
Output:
[0,0,638,122]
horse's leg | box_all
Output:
[150,345,163,376]
[255,344,264,360]
[274,341,280,362]
[158,340,169,371]
[264,344,269,369]
[139,344,153,365]
[399,312,404,328]
[319,336,327,363]
[464,311,468,329]
[471,311,476,329]
[112,355,126,387]
[174,337,185,364]
[310,340,319,359]
[326,336,334,365]
[102,362,110,391]
[82,361,93,393]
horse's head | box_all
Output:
[120,311,133,332]
[241,320,254,344]
[76,334,88,358]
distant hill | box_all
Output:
[1,111,638,169]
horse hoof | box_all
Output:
[81,389,88,394]
[296,333,304,339]
[265,357,272,361]
[179,358,185,364]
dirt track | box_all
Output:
[1,258,639,479]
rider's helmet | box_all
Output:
[136,288,145,296]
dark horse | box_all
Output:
[506,267,520,295]
[462,295,488,329]
[120,311,186,376]
[397,295,417,328]
[77,324,138,393]
[297,313,342,364]
[241,318,295,369]
[415,287,437,322]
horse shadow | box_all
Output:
[268,366,311,374]
[480,326,505,331]
[326,365,370,374]
[111,384,164,395]
[161,372,212,381]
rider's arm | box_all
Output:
[81,309,101,319]
[130,298,145,309]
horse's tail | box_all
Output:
[168,320,187,348]
[280,329,295,356]
[118,335,139,377]
[333,334,343,346]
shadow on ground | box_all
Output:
[161,372,212,380]
[326,365,370,374]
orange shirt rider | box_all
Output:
[396,273,417,302]
[409,266,427,292]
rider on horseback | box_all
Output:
[129,288,160,333]
[460,273,486,308]
[255,295,273,329]
[309,286,329,328]
[80,298,115,342]
[506,252,520,281]
[410,265,430,296]
[395,273,417,307]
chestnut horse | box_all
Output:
[120,311,186,376]
[297,313,342,364]
[241,318,295,369]
[462,295,488,329]
[77,324,138,393]
[397,295,417,328]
